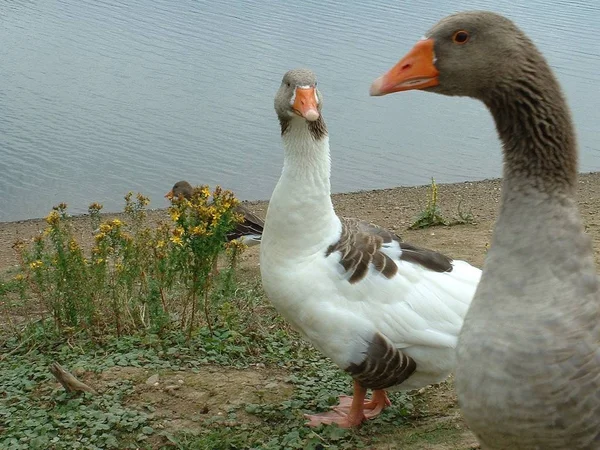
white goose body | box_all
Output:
[261,69,481,427]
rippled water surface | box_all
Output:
[2,0,599,221]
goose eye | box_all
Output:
[452,30,470,44]
[286,82,291,87]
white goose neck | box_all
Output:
[281,119,331,188]
[264,117,339,257]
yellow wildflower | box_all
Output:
[169,209,181,222]
[99,223,112,233]
[29,260,43,270]
[51,202,68,214]
[136,193,150,206]
[233,212,244,224]
[12,239,26,250]
[95,258,105,264]
[69,240,79,252]
[110,219,123,227]
[221,199,232,211]
[206,204,217,216]
[115,263,124,272]
[13,274,25,281]
[226,239,247,251]
[192,203,208,217]
[88,202,103,212]
[200,186,211,199]
[94,232,106,241]
[190,224,206,236]
[170,226,185,245]
[45,211,60,226]
[156,240,165,249]
[211,213,222,227]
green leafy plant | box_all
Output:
[409,178,448,229]
[452,200,476,226]
[410,179,476,229]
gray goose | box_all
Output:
[370,11,600,449]
[165,180,264,246]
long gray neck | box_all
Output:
[484,57,578,207]
[475,52,593,310]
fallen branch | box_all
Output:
[49,362,97,394]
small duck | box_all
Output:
[165,180,263,247]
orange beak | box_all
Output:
[165,190,174,200]
[292,87,320,121]
[370,38,439,96]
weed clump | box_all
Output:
[7,186,244,339]
[409,178,448,229]
[409,178,475,229]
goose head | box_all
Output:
[274,69,323,124]
[370,11,535,101]
[165,180,193,200]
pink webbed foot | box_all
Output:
[304,384,391,428]
[304,408,366,428]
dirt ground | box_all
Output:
[5,172,600,449]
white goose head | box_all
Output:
[274,69,327,140]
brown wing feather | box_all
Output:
[227,204,264,242]
[326,217,453,284]
[346,332,417,390]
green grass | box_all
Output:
[0,276,417,449]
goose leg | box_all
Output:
[304,380,367,428]
[333,389,391,418]
[363,389,391,418]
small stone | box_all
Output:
[146,374,159,386]
[165,384,180,392]
[264,382,278,389]
[72,367,86,377]
[255,363,266,369]
[178,379,184,384]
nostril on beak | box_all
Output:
[402,63,411,71]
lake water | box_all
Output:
[1,0,599,222]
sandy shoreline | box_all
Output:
[3,172,600,274]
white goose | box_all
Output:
[260,69,482,428]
